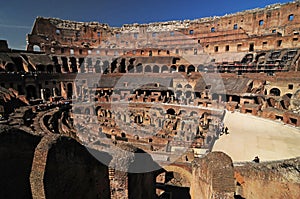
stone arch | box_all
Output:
[176,90,183,98]
[166,108,176,115]
[121,132,126,138]
[198,65,204,72]
[162,165,192,183]
[285,93,293,99]
[33,45,41,52]
[136,63,143,73]
[153,65,160,73]
[69,57,78,73]
[127,64,134,73]
[212,93,219,101]
[190,111,198,116]
[185,91,192,98]
[178,65,186,72]
[95,106,102,116]
[144,65,151,73]
[67,83,73,99]
[270,88,281,96]
[255,52,266,64]
[184,84,192,89]
[44,88,51,100]
[170,65,177,72]
[187,65,195,73]
[161,65,169,73]
[102,60,110,73]
[26,85,37,99]
[84,108,90,115]
[177,84,182,89]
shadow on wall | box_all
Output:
[0,127,41,198]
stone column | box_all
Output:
[53,88,57,97]
[41,89,45,101]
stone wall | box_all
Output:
[0,126,111,199]
[191,152,235,199]
[235,158,300,199]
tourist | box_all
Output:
[253,156,260,163]
[225,127,229,134]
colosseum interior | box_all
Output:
[0,1,300,199]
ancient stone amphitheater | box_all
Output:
[0,1,300,199]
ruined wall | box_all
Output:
[0,126,111,199]
[0,127,41,199]
[235,158,300,199]
[26,1,300,56]
[43,137,111,199]
[191,152,235,199]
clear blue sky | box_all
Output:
[0,0,292,49]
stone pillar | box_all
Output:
[73,82,77,99]
[76,58,80,72]
[40,89,45,101]
[53,88,57,97]
[219,95,222,103]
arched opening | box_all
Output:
[135,115,143,124]
[155,167,192,199]
[270,88,281,96]
[267,98,276,107]
[70,57,78,73]
[26,85,37,99]
[177,84,182,89]
[145,65,152,73]
[85,108,90,115]
[184,84,192,89]
[198,65,204,72]
[187,65,195,74]
[153,65,160,73]
[61,57,69,72]
[95,60,101,73]
[166,108,176,115]
[176,90,182,98]
[120,58,126,73]
[212,93,219,101]
[121,132,126,138]
[161,65,168,73]
[128,64,134,73]
[44,88,51,100]
[255,53,266,64]
[102,60,109,73]
[178,65,185,72]
[111,59,118,73]
[286,93,293,99]
[67,83,73,99]
[190,111,198,116]
[171,65,177,72]
[185,91,192,98]
[33,45,41,52]
[136,64,143,73]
